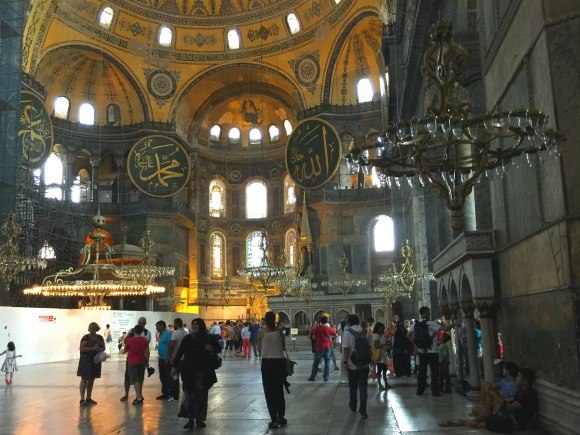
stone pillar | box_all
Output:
[477,300,498,384]
[463,192,477,231]
[114,155,125,204]
[61,151,74,202]
[462,302,481,396]
[412,189,430,310]
[90,156,101,203]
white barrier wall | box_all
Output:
[0,307,194,366]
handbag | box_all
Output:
[280,331,297,377]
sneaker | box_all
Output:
[85,399,97,405]
[132,398,144,406]
[119,395,128,402]
[167,397,176,402]
[277,417,288,427]
[79,400,87,407]
[156,394,169,400]
[147,367,156,377]
[268,421,280,429]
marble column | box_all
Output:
[114,155,125,204]
[61,151,74,202]
[90,156,101,203]
[477,300,498,384]
[412,189,430,310]
[463,192,477,231]
[462,302,481,396]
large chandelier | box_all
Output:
[346,20,563,230]
[23,213,172,309]
[321,251,367,298]
[237,232,291,292]
[0,214,47,289]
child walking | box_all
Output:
[1,342,22,385]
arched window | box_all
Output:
[228,127,241,145]
[269,125,280,141]
[286,13,301,34]
[373,215,395,252]
[227,29,241,50]
[79,103,95,125]
[106,104,120,125]
[71,170,91,203]
[210,232,225,279]
[246,231,266,267]
[209,178,226,217]
[44,153,64,200]
[283,120,292,135]
[98,7,114,29]
[357,78,374,103]
[249,128,262,145]
[284,174,296,213]
[38,241,56,260]
[285,229,297,266]
[158,26,173,47]
[54,96,70,119]
[209,124,221,142]
[246,180,267,218]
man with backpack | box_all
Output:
[341,314,371,419]
[412,306,453,397]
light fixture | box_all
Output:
[0,214,47,290]
[23,213,172,309]
[346,20,563,230]
[321,251,367,299]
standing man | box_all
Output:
[249,318,261,359]
[120,317,154,402]
[155,320,172,400]
[412,306,453,397]
[308,316,337,382]
[168,317,188,402]
[341,314,369,419]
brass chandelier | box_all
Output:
[23,213,173,309]
[0,214,47,289]
[346,20,563,230]
[321,251,367,299]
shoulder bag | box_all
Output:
[279,330,297,377]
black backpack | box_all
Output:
[348,329,371,368]
[413,320,433,351]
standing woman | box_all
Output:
[258,311,287,430]
[172,318,221,430]
[77,322,106,406]
[372,322,391,390]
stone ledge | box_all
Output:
[535,379,580,435]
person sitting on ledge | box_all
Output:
[469,361,520,420]
[463,367,538,431]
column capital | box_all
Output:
[461,301,476,318]
[475,299,499,318]
[90,156,101,167]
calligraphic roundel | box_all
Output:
[127,135,191,198]
[285,118,341,190]
[18,91,54,168]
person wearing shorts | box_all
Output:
[123,324,149,405]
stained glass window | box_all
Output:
[285,229,297,266]
[209,179,226,217]
[284,174,296,213]
[210,232,225,278]
[246,231,265,267]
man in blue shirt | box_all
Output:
[249,318,261,358]
[155,320,173,400]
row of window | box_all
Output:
[209,120,292,145]
[53,97,120,126]
[209,176,296,219]
[207,214,394,279]
[98,2,343,49]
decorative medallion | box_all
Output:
[272,221,280,232]
[286,118,341,190]
[147,70,176,100]
[18,91,53,168]
[231,223,241,233]
[270,168,280,179]
[290,51,320,95]
[130,22,144,36]
[127,135,191,198]
[199,219,207,231]
[229,170,241,182]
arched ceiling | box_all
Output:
[34,47,147,125]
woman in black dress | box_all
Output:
[172,318,221,430]
[77,322,106,406]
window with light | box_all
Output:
[106,104,120,125]
[287,13,301,34]
[54,96,69,119]
[209,179,226,217]
[285,229,297,266]
[209,124,221,141]
[79,103,95,125]
[357,78,374,103]
[158,26,173,47]
[249,128,262,145]
[283,120,292,135]
[227,29,241,50]
[246,180,267,218]
[38,241,56,260]
[284,174,296,213]
[99,7,114,29]
[228,127,241,144]
[43,153,64,200]
[269,125,280,141]
[373,215,395,252]
[246,231,266,267]
[210,232,225,279]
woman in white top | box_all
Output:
[372,322,391,391]
[258,312,287,430]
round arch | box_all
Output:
[293,310,310,328]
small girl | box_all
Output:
[1,342,22,385]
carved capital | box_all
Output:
[461,301,476,318]
[475,299,499,318]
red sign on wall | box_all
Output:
[39,315,56,323]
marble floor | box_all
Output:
[0,351,544,435]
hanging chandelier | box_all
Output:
[321,251,367,299]
[23,213,172,309]
[0,213,47,289]
[237,232,292,292]
[345,20,564,230]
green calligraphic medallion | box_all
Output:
[127,135,191,198]
[18,91,53,168]
[285,118,341,190]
